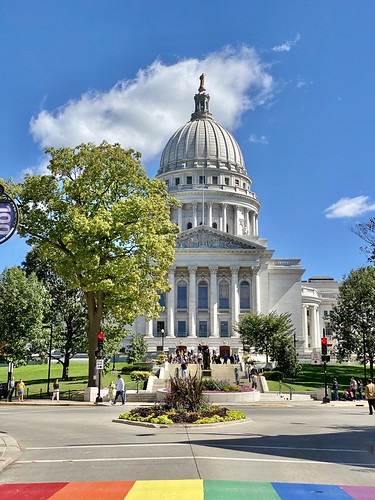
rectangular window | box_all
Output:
[212,176,218,185]
[199,175,205,184]
[198,321,208,337]
[177,283,187,309]
[198,283,208,309]
[177,321,187,337]
[220,321,229,337]
[187,176,192,184]
[235,179,239,186]
[165,180,169,186]
[224,177,229,186]
[175,177,180,186]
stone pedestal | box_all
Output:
[202,369,212,378]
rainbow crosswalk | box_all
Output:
[0,480,374,499]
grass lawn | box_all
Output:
[267,362,369,395]
[0,362,140,400]
[0,361,370,401]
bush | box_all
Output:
[166,374,207,412]
[262,370,284,381]
[121,363,152,374]
[130,371,150,382]
[202,378,241,392]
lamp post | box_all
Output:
[161,328,165,353]
[362,329,367,382]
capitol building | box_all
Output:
[130,77,339,360]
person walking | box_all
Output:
[332,378,339,401]
[107,380,115,403]
[112,374,126,405]
[365,379,375,415]
[357,379,363,401]
[52,379,60,402]
[16,379,25,402]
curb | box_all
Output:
[0,434,21,472]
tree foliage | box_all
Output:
[22,249,88,380]
[331,266,375,379]
[354,218,375,263]
[237,311,299,377]
[127,332,148,363]
[0,266,50,365]
[8,142,179,386]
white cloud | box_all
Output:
[297,78,313,89]
[249,134,269,144]
[325,196,375,219]
[272,33,301,53]
[29,46,275,174]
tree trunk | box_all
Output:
[370,358,374,381]
[62,358,70,381]
[86,290,103,387]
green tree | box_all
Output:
[7,142,179,386]
[0,266,50,365]
[354,218,375,263]
[331,266,375,379]
[127,332,148,363]
[237,311,299,377]
[22,249,88,380]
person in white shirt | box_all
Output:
[112,374,126,405]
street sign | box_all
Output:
[0,185,19,245]
[96,359,104,370]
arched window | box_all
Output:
[219,280,229,310]
[212,222,218,229]
[240,280,250,309]
[187,222,192,230]
[177,281,187,309]
[198,280,208,309]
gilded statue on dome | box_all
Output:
[198,73,206,91]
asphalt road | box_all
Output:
[0,401,374,487]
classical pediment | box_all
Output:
[176,227,263,250]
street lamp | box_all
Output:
[362,329,367,382]
[161,328,165,353]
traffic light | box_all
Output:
[97,332,105,358]
[321,337,328,355]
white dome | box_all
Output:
[158,85,247,176]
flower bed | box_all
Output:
[118,404,246,425]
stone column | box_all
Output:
[208,202,213,227]
[302,305,309,349]
[193,203,198,228]
[252,267,261,313]
[234,205,239,236]
[231,266,240,336]
[146,319,153,338]
[209,266,219,337]
[177,206,183,230]
[222,203,227,232]
[310,306,317,349]
[255,213,259,235]
[251,212,256,236]
[167,267,175,337]
[188,266,197,337]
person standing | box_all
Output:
[7,377,15,402]
[365,379,375,415]
[16,379,25,402]
[332,378,339,401]
[112,374,126,405]
[52,379,60,402]
[357,379,363,401]
[350,377,357,400]
[181,362,188,379]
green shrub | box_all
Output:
[130,371,150,382]
[262,370,284,381]
[167,374,207,412]
[121,363,152,374]
[202,378,241,392]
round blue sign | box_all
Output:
[0,193,19,245]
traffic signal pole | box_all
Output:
[95,332,105,404]
[321,337,330,404]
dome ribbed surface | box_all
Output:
[158,118,246,175]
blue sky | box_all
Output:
[1,1,374,281]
